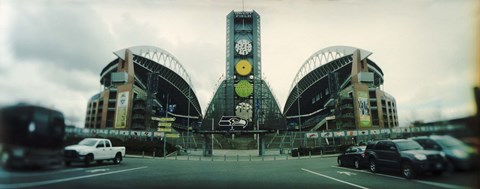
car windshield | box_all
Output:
[396,141,423,151]
[78,139,97,146]
[434,136,465,148]
[357,146,366,151]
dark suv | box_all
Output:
[365,139,447,179]
[410,135,478,171]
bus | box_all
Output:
[0,104,65,168]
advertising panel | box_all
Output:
[321,132,333,138]
[347,130,358,136]
[370,130,380,135]
[334,131,345,137]
[114,91,130,129]
[356,91,371,128]
[305,132,319,139]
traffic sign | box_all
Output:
[158,122,172,127]
[166,133,180,138]
[152,117,176,122]
[159,117,176,122]
[158,128,172,132]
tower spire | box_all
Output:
[242,0,245,12]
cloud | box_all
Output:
[8,2,114,73]
[1,0,476,128]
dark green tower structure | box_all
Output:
[201,10,284,144]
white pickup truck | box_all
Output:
[64,138,126,166]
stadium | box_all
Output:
[84,11,398,151]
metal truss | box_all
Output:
[284,46,379,114]
[112,46,202,117]
[288,46,372,94]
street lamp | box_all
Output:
[296,85,302,146]
[186,89,191,154]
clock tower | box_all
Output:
[225,10,262,130]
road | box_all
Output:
[0,156,477,189]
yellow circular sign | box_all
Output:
[235,60,252,76]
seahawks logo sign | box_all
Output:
[218,116,249,128]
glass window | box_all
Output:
[79,139,98,146]
[385,142,396,151]
[396,141,423,151]
[97,140,105,148]
[434,136,465,148]
[376,142,387,150]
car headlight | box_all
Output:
[439,152,446,158]
[452,149,468,159]
[12,148,25,157]
[414,154,427,160]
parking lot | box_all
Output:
[0,156,476,189]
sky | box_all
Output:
[0,0,478,127]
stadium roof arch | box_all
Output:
[284,45,385,118]
[100,45,202,120]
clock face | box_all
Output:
[235,59,252,76]
[235,39,252,55]
[235,80,253,98]
[235,102,253,121]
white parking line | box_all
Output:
[0,166,148,189]
[301,168,370,189]
[330,166,471,189]
[413,180,471,189]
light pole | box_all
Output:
[296,85,302,146]
[211,118,214,156]
[163,93,169,159]
[186,89,191,154]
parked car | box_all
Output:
[337,146,367,169]
[365,139,447,179]
[64,138,125,166]
[410,135,478,171]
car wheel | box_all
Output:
[1,151,11,168]
[402,162,416,179]
[446,159,455,172]
[338,158,343,167]
[354,159,361,169]
[113,153,122,164]
[84,154,93,166]
[96,160,103,164]
[369,159,377,173]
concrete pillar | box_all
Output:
[203,134,212,157]
[258,134,265,156]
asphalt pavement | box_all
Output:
[0,156,477,189]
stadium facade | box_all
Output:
[284,46,398,132]
[84,46,202,131]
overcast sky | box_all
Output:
[0,0,477,127]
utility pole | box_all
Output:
[296,85,302,146]
[186,89,191,154]
[163,93,169,159]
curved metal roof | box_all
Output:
[288,46,372,94]
[100,45,202,118]
[113,45,195,91]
